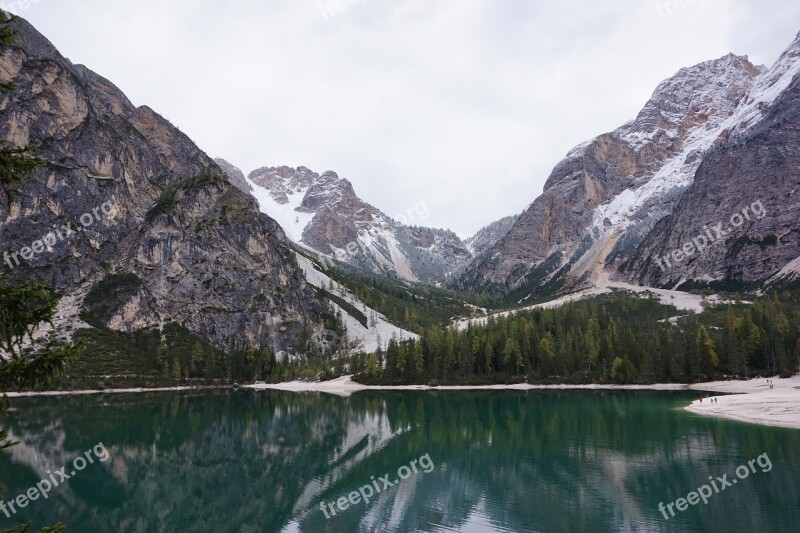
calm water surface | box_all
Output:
[0,390,798,532]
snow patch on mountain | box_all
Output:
[242,165,471,283]
[576,49,800,282]
[295,253,417,353]
[247,177,314,242]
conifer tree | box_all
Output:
[696,326,719,378]
[484,339,493,374]
[413,339,425,378]
[396,341,407,377]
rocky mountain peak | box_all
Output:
[460,33,800,295]
[0,16,335,355]
[620,54,762,151]
[236,162,472,283]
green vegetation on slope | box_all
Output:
[293,245,483,333]
[353,289,800,386]
[47,322,285,391]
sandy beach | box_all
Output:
[685,375,800,430]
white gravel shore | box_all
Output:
[685,375,800,430]
[7,375,798,430]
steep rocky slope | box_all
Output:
[243,164,472,283]
[465,215,520,257]
[461,33,800,297]
[0,17,334,354]
[214,157,252,194]
[620,35,800,288]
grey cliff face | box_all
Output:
[0,18,334,354]
[464,215,520,258]
[619,57,800,287]
[214,158,253,194]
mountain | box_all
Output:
[465,215,520,257]
[460,34,800,297]
[239,164,472,283]
[214,157,252,194]
[618,33,800,289]
[0,17,335,355]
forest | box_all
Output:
[340,290,800,386]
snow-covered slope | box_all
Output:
[241,165,472,283]
[465,215,520,256]
[294,252,417,353]
[462,32,800,296]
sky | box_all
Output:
[8,0,800,238]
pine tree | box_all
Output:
[385,336,399,379]
[413,339,425,378]
[204,346,216,382]
[192,340,203,375]
[503,338,522,375]
[484,339,493,374]
[172,360,183,382]
[794,338,800,376]
[396,341,407,377]
[366,353,379,377]
[539,332,556,375]
[724,306,747,378]
[585,316,600,374]
[696,326,719,378]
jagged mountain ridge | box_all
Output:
[230,163,474,284]
[460,34,800,296]
[465,215,520,257]
[0,17,334,354]
[619,32,800,288]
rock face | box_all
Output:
[461,34,800,295]
[213,157,253,194]
[465,215,520,257]
[244,164,472,283]
[0,18,335,354]
[620,35,800,287]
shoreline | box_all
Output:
[4,385,219,398]
[244,376,690,395]
[6,375,798,430]
[684,375,800,430]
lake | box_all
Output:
[1,389,798,532]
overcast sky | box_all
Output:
[12,0,800,237]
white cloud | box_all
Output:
[17,0,800,238]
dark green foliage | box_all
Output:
[181,169,223,190]
[49,323,220,389]
[353,289,800,386]
[0,280,79,392]
[145,185,177,221]
[0,144,47,206]
[294,246,481,333]
[314,287,367,328]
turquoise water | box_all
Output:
[0,389,798,532]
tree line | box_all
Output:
[349,291,800,386]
